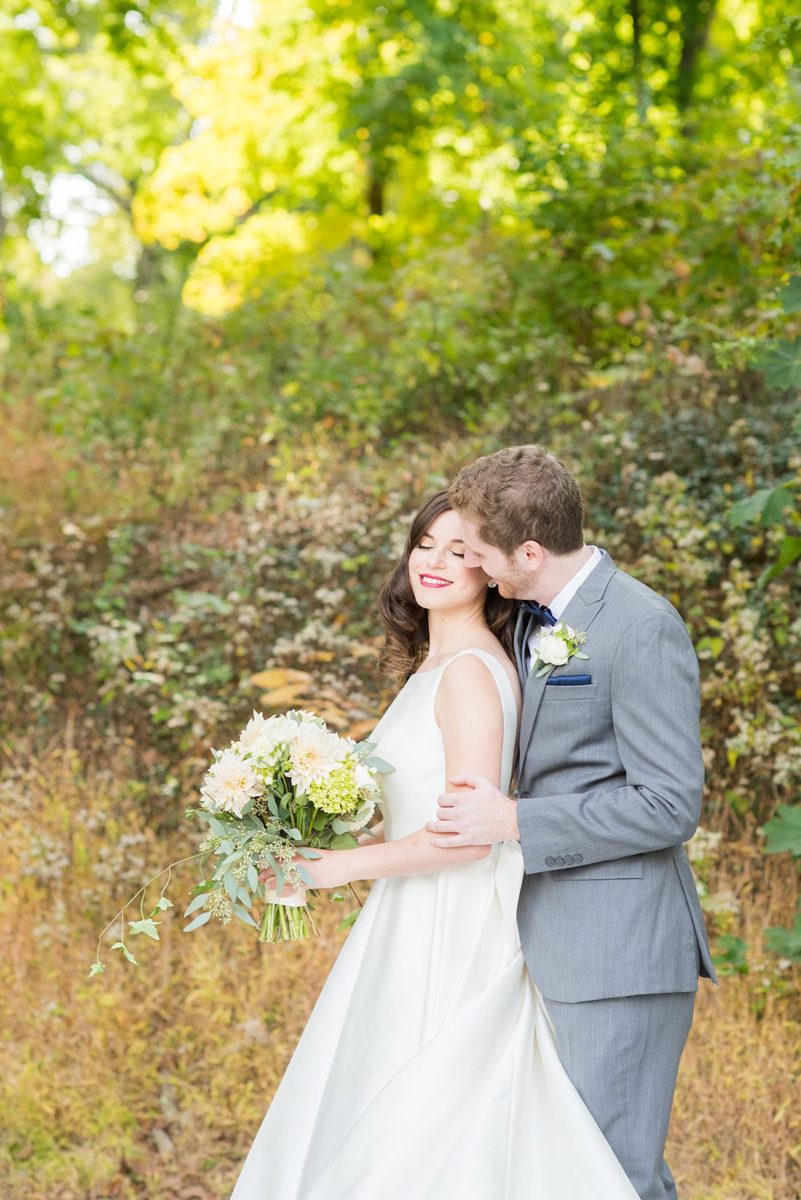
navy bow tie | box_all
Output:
[519,599,557,627]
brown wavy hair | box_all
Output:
[378,491,518,683]
[449,444,584,555]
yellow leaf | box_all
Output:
[348,718,378,740]
[249,668,314,689]
[259,684,312,708]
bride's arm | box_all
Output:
[304,655,505,887]
[357,820,385,846]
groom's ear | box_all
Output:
[518,540,546,566]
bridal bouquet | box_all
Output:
[89,710,389,976]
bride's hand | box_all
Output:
[259,848,353,893]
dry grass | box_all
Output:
[1,741,799,1200]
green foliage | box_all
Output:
[764,806,801,857]
[712,935,750,977]
[765,911,801,962]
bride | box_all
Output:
[228,491,637,1199]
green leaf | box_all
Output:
[696,636,724,659]
[154,896,173,911]
[246,864,259,891]
[765,908,801,962]
[762,805,801,856]
[128,918,160,941]
[729,484,795,529]
[88,961,106,978]
[184,892,210,917]
[111,942,138,965]
[188,880,215,897]
[780,276,801,314]
[329,832,358,849]
[233,904,259,928]
[236,886,252,907]
[336,909,360,931]
[757,536,801,586]
[755,338,801,392]
[184,911,213,933]
[711,934,749,976]
[223,872,239,902]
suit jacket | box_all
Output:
[514,549,718,1002]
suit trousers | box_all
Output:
[541,990,696,1200]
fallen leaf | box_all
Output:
[249,668,314,689]
[259,684,312,707]
[348,718,379,740]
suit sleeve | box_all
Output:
[516,608,705,875]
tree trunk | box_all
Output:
[676,0,718,133]
[628,0,646,120]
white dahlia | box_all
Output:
[238,711,298,753]
[200,749,262,817]
[287,723,348,793]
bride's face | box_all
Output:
[408,509,488,612]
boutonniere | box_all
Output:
[532,622,589,677]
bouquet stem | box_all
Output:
[258,900,317,942]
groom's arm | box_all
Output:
[515,608,704,872]
[427,609,705,871]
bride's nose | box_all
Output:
[424,544,448,568]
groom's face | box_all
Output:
[458,514,538,599]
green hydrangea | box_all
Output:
[307,761,361,815]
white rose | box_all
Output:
[537,633,570,667]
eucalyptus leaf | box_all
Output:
[246,864,259,891]
[365,755,394,773]
[233,904,259,928]
[184,911,213,933]
[184,892,210,917]
[224,873,239,902]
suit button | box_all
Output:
[545,856,555,867]
[574,854,584,864]
[554,856,564,866]
[564,855,574,866]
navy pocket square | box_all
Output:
[546,674,593,686]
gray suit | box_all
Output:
[514,549,717,1200]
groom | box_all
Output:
[424,444,717,1200]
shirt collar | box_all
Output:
[548,546,603,621]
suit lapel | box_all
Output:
[513,608,534,689]
[518,551,618,765]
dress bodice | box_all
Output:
[369,648,518,842]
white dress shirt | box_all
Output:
[526,546,603,672]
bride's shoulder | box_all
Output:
[436,647,520,710]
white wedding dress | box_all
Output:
[229,649,638,1199]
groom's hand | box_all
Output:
[425,776,520,847]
